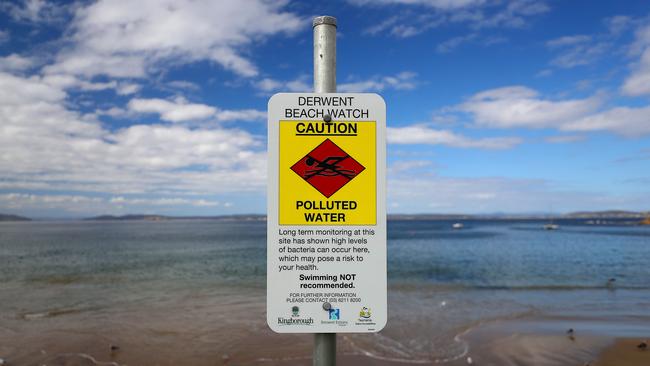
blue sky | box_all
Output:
[0,0,649,217]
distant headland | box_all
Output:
[2,211,649,224]
[389,210,650,221]
[84,214,267,222]
[0,214,31,222]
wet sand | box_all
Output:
[3,313,648,366]
[1,285,649,365]
[594,339,650,366]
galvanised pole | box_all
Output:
[312,14,337,366]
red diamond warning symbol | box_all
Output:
[290,139,365,198]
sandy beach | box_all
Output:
[3,320,648,366]
[2,289,648,366]
[595,339,650,366]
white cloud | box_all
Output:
[621,49,650,96]
[254,72,418,94]
[544,33,611,69]
[544,14,637,70]
[38,73,142,95]
[128,97,217,122]
[460,86,602,129]
[0,193,102,205]
[0,193,221,213]
[339,72,418,92]
[629,22,650,55]
[0,193,104,214]
[0,71,266,214]
[127,97,265,123]
[358,0,548,38]
[546,35,591,48]
[44,0,304,79]
[436,34,505,53]
[459,85,650,137]
[215,109,266,122]
[562,105,650,137]
[109,196,219,207]
[348,0,484,9]
[468,0,549,29]
[0,54,35,72]
[388,160,434,175]
[622,24,650,96]
[544,135,585,144]
[549,41,609,69]
[117,83,141,96]
[0,71,67,105]
[167,80,201,91]
[387,125,522,149]
[255,76,311,93]
[436,34,477,53]
[388,174,650,213]
[605,15,632,36]
[95,107,128,118]
[1,0,70,23]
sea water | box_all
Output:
[0,219,649,365]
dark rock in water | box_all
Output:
[638,341,648,350]
[110,344,120,351]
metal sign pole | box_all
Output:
[312,15,337,366]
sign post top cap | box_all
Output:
[313,16,337,28]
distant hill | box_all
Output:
[85,214,266,221]
[86,214,169,221]
[565,210,649,219]
[390,211,650,220]
[83,212,649,222]
[0,213,31,221]
[388,214,473,221]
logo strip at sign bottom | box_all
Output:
[267,93,387,333]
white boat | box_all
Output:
[543,223,559,230]
[452,223,464,230]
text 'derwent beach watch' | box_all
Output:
[267,93,387,333]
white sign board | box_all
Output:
[267,93,387,333]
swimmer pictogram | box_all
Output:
[290,139,365,198]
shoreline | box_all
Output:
[2,313,648,366]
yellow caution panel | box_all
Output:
[279,120,376,225]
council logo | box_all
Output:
[328,308,341,320]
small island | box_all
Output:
[85,214,169,221]
[84,214,266,221]
[0,213,31,222]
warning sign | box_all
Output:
[267,93,386,333]
[290,139,365,198]
[280,120,376,225]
